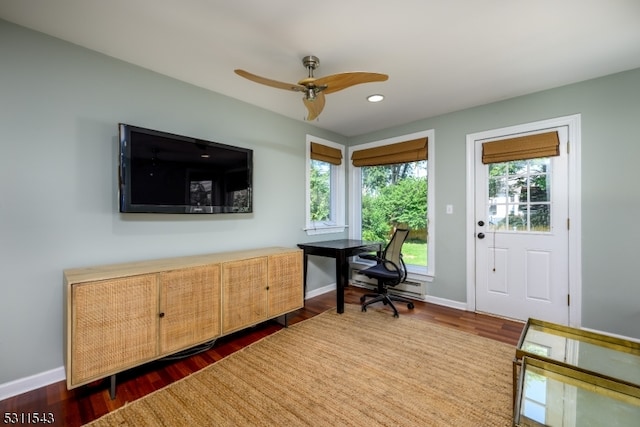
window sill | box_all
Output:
[304,225,347,236]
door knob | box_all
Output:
[478,220,485,226]
[477,233,485,239]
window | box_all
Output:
[349,130,434,278]
[305,135,346,235]
[482,130,559,233]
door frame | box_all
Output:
[465,114,582,327]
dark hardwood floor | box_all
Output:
[0,287,524,426]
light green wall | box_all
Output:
[0,20,344,385]
[349,68,640,340]
[1,18,639,387]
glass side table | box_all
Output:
[514,356,640,427]
[513,318,640,406]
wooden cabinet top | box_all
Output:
[64,247,301,285]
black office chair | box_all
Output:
[359,228,415,317]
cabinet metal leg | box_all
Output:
[109,374,116,400]
[274,313,290,328]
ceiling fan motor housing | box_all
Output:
[302,55,320,72]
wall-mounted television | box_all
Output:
[118,123,253,214]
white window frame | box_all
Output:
[304,135,346,235]
[348,129,435,280]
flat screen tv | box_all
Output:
[118,123,253,214]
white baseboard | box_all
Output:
[305,283,336,300]
[0,366,65,401]
[424,294,468,311]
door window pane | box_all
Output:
[530,204,551,231]
[488,158,552,232]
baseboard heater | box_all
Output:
[351,268,427,300]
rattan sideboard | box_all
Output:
[64,247,303,396]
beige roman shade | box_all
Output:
[351,137,427,167]
[482,131,560,164]
[310,142,342,165]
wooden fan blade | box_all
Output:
[303,92,326,121]
[234,69,305,92]
[315,72,388,94]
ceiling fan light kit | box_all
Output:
[234,55,388,121]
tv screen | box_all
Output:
[118,124,253,214]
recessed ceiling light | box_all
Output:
[367,94,384,103]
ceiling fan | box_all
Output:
[234,55,388,121]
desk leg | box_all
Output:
[335,254,348,314]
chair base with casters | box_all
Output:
[360,283,415,318]
[357,228,414,317]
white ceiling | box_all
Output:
[2,0,640,137]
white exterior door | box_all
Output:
[473,126,569,324]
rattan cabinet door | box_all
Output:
[221,257,268,334]
[267,251,303,317]
[71,274,159,386]
[159,264,221,354]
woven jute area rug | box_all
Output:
[87,304,515,426]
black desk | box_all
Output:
[297,239,382,314]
